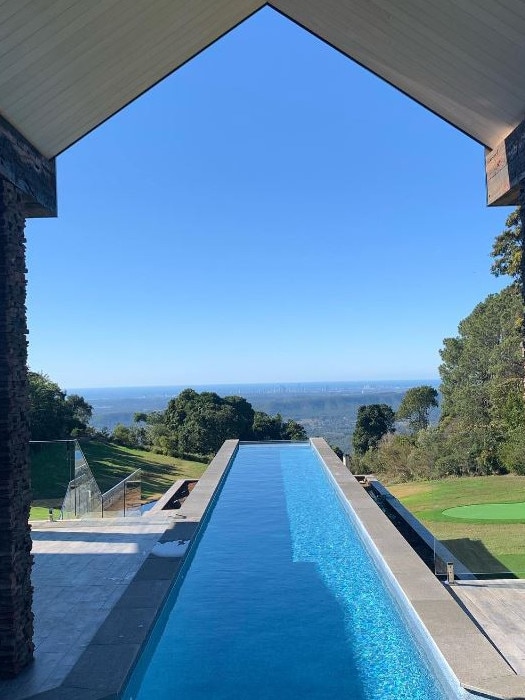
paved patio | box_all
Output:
[0,516,172,700]
[450,579,525,677]
[0,442,236,700]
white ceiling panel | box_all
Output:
[0,0,525,157]
[271,0,525,148]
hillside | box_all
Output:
[80,441,207,501]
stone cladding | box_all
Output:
[0,178,33,677]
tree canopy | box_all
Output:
[28,371,93,440]
[164,389,255,455]
[353,285,525,478]
[439,287,523,428]
[490,209,523,287]
[437,285,525,473]
[352,404,395,455]
[396,385,438,433]
[118,388,308,456]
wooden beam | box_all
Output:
[0,116,56,218]
[486,119,525,207]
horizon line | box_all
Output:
[67,378,441,391]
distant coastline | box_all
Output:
[70,379,440,399]
[73,380,440,452]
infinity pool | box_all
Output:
[124,443,458,699]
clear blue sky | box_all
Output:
[25,8,510,389]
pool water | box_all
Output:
[125,443,456,699]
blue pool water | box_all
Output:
[125,443,456,699]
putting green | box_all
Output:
[443,502,525,521]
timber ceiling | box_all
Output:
[1,0,525,158]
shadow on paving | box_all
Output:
[441,538,516,579]
[31,528,168,544]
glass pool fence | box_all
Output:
[29,440,141,519]
[370,470,525,580]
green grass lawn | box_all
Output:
[29,506,57,521]
[80,441,207,501]
[388,476,525,578]
[29,440,207,519]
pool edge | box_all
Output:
[310,437,525,700]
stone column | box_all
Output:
[0,177,33,677]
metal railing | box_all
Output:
[101,469,142,518]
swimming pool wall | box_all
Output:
[309,439,525,700]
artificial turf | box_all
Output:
[443,502,525,521]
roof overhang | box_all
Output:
[2,1,525,212]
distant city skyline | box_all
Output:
[26,8,509,389]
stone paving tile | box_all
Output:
[114,578,172,610]
[91,606,158,646]
[29,687,109,700]
[0,517,170,700]
[62,643,142,695]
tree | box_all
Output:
[65,394,93,435]
[439,286,525,473]
[329,444,344,460]
[396,385,438,433]
[28,372,92,440]
[133,412,149,423]
[281,418,307,441]
[491,208,525,398]
[252,411,282,441]
[156,390,308,455]
[165,389,255,455]
[145,411,177,455]
[491,209,523,285]
[111,423,134,446]
[352,404,395,455]
[251,411,307,441]
[439,287,523,422]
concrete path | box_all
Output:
[0,517,170,700]
[450,579,525,677]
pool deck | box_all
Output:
[449,579,525,677]
[0,515,178,700]
[2,438,525,699]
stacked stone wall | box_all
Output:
[0,178,33,676]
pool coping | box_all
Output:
[310,438,525,700]
[144,477,199,515]
[26,438,525,700]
